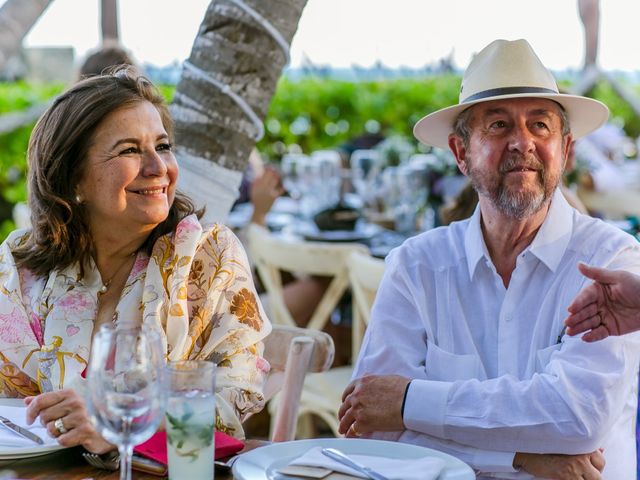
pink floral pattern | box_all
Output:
[57,291,93,314]
[0,308,31,344]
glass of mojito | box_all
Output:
[165,360,216,479]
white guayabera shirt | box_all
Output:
[355,189,640,480]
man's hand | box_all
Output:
[513,450,605,480]
[564,262,640,341]
[337,374,410,437]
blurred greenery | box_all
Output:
[587,80,640,138]
[256,75,461,159]
[0,81,64,114]
[0,75,638,242]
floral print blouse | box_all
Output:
[0,214,271,439]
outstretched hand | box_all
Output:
[565,263,640,342]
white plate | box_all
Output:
[232,437,475,480]
[0,399,67,460]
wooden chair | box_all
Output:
[290,251,385,437]
[346,250,385,363]
[247,224,369,438]
[247,223,368,330]
[260,324,334,442]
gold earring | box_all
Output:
[75,194,82,203]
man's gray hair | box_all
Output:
[452,101,571,147]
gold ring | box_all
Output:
[54,418,68,435]
[351,423,361,437]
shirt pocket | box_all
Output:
[535,343,562,373]
[425,340,486,381]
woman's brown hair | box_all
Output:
[12,66,203,277]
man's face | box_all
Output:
[450,98,572,219]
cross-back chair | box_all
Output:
[259,324,334,442]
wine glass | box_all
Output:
[280,153,310,201]
[86,325,166,480]
[350,149,382,206]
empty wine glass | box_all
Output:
[350,149,382,205]
[87,325,166,480]
[280,153,310,201]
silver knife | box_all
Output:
[321,447,390,480]
[0,415,44,445]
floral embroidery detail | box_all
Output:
[65,325,80,337]
[57,291,92,314]
[256,357,270,374]
[0,308,30,343]
[174,218,200,245]
[130,256,149,278]
[229,288,263,330]
[189,259,204,282]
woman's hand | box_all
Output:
[513,450,605,480]
[24,388,115,454]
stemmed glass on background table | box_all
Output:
[87,325,166,480]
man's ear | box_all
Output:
[448,134,469,176]
[562,134,574,172]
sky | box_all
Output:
[13,0,640,72]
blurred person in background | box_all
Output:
[573,122,632,193]
[77,43,138,79]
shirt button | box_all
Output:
[504,314,513,322]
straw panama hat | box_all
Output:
[413,39,609,149]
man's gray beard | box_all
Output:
[494,184,547,219]
[466,157,560,219]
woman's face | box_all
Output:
[76,101,178,236]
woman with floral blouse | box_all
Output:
[0,66,271,454]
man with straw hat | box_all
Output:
[338,39,640,479]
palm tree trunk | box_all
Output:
[0,0,54,75]
[100,0,120,45]
[172,0,308,222]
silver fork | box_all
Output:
[82,451,120,471]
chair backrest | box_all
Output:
[346,250,385,362]
[247,223,368,331]
[262,324,334,442]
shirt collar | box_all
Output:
[527,188,574,272]
[464,188,574,279]
[464,203,487,279]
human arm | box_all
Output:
[337,374,605,478]
[24,388,114,454]
[191,224,271,437]
[249,167,284,226]
[355,245,640,456]
[565,262,640,341]
[148,218,271,439]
